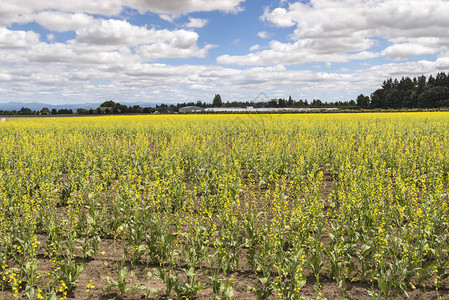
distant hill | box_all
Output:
[0,101,159,111]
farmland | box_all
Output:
[0,113,448,299]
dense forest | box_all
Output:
[371,72,449,108]
[1,72,449,115]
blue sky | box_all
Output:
[0,0,449,105]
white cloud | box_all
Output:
[159,14,178,22]
[0,27,40,50]
[284,0,449,44]
[124,0,245,14]
[220,0,449,66]
[217,39,379,65]
[136,43,215,60]
[261,7,294,27]
[0,20,213,67]
[257,31,271,39]
[185,17,208,28]
[46,34,55,42]
[0,0,245,26]
[26,43,75,63]
[75,19,187,46]
[170,30,202,48]
[33,12,94,32]
[1,0,449,105]
[0,1,123,25]
[1,53,448,104]
[249,44,261,51]
[382,43,439,61]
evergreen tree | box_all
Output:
[356,94,370,108]
[212,94,222,107]
[288,95,293,107]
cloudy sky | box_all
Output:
[1,0,449,105]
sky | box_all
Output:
[1,0,449,105]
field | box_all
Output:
[0,113,449,299]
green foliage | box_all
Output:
[2,114,449,298]
[371,71,449,108]
[213,94,223,107]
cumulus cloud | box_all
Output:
[0,27,40,50]
[382,43,439,61]
[1,50,448,104]
[0,0,246,26]
[257,31,271,39]
[124,0,245,14]
[136,43,215,60]
[249,44,261,51]
[76,19,189,46]
[159,14,178,22]
[217,0,449,66]
[0,20,213,66]
[185,17,208,28]
[0,1,123,25]
[46,34,55,42]
[217,39,379,65]
[1,0,449,105]
[24,12,206,51]
[261,7,295,27]
[33,12,95,32]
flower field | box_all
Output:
[0,113,449,299]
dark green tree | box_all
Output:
[100,100,115,107]
[57,109,73,114]
[356,94,370,108]
[383,88,403,108]
[370,89,385,108]
[19,107,32,115]
[382,78,394,90]
[311,99,322,106]
[427,75,436,86]
[288,95,293,107]
[435,72,449,86]
[418,86,449,108]
[278,98,286,107]
[268,99,278,107]
[40,107,50,115]
[113,103,128,113]
[213,94,222,107]
[397,77,414,91]
[403,90,417,108]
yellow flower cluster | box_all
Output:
[0,112,448,298]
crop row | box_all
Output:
[0,113,448,299]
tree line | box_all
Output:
[0,107,75,116]
[370,72,449,108]
[2,72,449,115]
[181,94,358,109]
[184,73,449,110]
